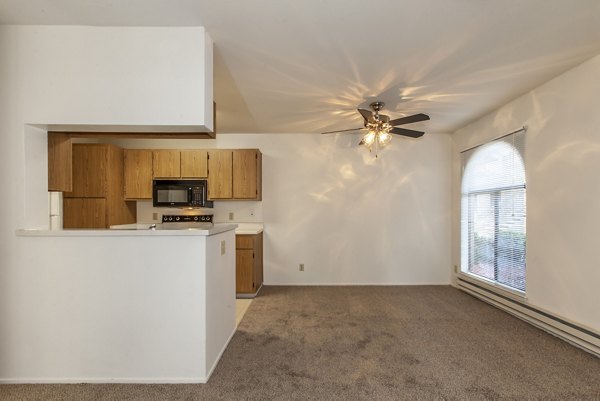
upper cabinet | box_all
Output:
[207,150,233,199]
[181,150,208,178]
[124,150,153,199]
[122,148,261,201]
[153,150,181,178]
[208,149,262,200]
[152,150,208,179]
[233,150,262,200]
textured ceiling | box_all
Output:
[2,0,600,134]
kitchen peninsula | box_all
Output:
[15,224,237,383]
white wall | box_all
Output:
[0,24,214,382]
[110,133,453,285]
[1,231,235,382]
[451,54,600,331]
[18,25,212,132]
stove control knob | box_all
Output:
[175,216,180,221]
[168,217,173,221]
[193,216,199,221]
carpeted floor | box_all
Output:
[2,286,600,400]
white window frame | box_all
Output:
[460,128,527,297]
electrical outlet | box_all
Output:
[221,240,226,255]
[152,212,158,221]
[299,264,304,272]
[250,209,255,216]
[228,212,234,221]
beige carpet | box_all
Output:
[2,286,600,400]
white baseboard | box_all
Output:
[0,377,205,384]
[456,277,600,357]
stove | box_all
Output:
[161,214,214,230]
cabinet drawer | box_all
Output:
[236,235,255,249]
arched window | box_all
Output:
[460,131,526,292]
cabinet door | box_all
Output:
[48,133,72,192]
[152,150,181,178]
[124,150,153,199]
[180,150,208,178]
[63,198,106,228]
[233,150,260,199]
[208,150,233,199]
[64,144,107,198]
[236,249,255,293]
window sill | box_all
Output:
[456,272,527,301]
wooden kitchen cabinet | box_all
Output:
[152,150,181,178]
[180,149,208,178]
[207,150,233,199]
[63,198,106,228]
[236,232,263,297]
[64,144,108,198]
[122,147,261,199]
[233,149,262,199]
[208,149,262,200]
[63,144,136,229]
[47,133,73,192]
[124,149,153,199]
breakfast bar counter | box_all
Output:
[17,223,237,237]
[11,224,237,383]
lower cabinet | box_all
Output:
[63,198,106,228]
[236,232,263,297]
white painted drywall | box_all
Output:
[18,25,212,131]
[0,230,235,383]
[204,231,236,375]
[0,24,216,382]
[451,54,600,331]
[110,132,453,285]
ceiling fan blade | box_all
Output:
[390,127,425,138]
[321,127,365,135]
[357,108,374,123]
[389,113,430,126]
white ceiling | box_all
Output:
[2,0,600,134]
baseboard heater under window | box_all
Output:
[456,276,600,357]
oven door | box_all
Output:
[153,184,192,207]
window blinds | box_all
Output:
[460,129,526,292]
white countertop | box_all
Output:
[233,223,264,235]
[17,223,238,237]
[111,222,263,234]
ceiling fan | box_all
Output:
[321,101,430,156]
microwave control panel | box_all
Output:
[191,186,203,206]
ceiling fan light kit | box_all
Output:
[322,101,430,158]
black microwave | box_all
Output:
[152,179,213,208]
